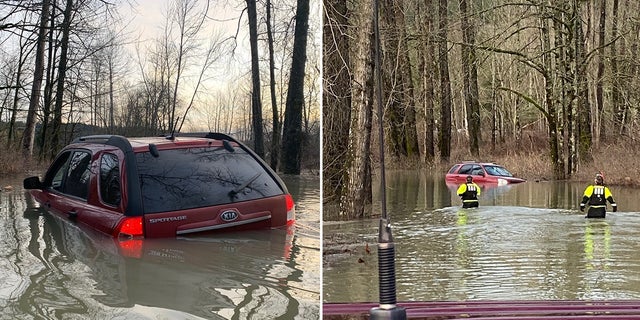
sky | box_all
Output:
[116,0,271,131]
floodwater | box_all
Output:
[0,173,320,319]
[323,170,640,303]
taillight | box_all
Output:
[115,216,144,238]
[285,193,295,225]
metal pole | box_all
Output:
[369,0,406,318]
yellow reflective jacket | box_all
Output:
[581,185,615,207]
[457,182,481,201]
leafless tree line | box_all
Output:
[324,0,640,218]
[0,0,319,173]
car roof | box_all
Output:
[126,136,228,151]
[455,161,502,166]
[69,133,238,153]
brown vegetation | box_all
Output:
[0,151,46,175]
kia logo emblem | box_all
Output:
[220,210,238,222]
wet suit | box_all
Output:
[580,185,617,218]
[457,182,481,208]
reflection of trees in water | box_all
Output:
[15,194,306,318]
[18,195,124,318]
[383,171,452,211]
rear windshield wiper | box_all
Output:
[229,172,261,197]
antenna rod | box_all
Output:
[370,0,406,318]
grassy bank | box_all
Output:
[0,152,44,175]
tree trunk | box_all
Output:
[596,0,606,142]
[574,1,592,165]
[341,0,373,219]
[460,0,481,157]
[50,0,74,159]
[22,0,50,158]
[266,0,280,170]
[541,2,564,179]
[611,0,623,134]
[280,0,310,174]
[322,0,351,204]
[437,0,452,162]
[418,0,436,161]
[246,0,264,157]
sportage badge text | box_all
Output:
[149,215,187,223]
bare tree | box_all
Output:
[246,0,264,157]
[460,0,480,157]
[21,0,50,158]
[266,0,280,170]
[322,0,351,204]
[280,0,310,174]
[339,0,373,219]
[437,0,452,162]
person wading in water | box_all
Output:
[580,173,617,218]
[457,175,481,208]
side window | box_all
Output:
[48,152,72,192]
[471,165,484,176]
[458,164,473,175]
[448,165,460,174]
[99,153,121,207]
[63,151,92,199]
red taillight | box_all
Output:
[285,193,295,225]
[115,216,144,238]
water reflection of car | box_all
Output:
[23,133,295,240]
[445,161,526,186]
[23,203,297,318]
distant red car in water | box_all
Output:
[445,161,526,186]
[23,133,295,240]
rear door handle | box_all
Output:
[68,210,78,220]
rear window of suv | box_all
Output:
[136,146,284,214]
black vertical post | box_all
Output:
[369,0,406,319]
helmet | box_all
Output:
[466,175,473,183]
[595,173,604,185]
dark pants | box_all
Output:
[586,207,606,218]
[462,201,479,209]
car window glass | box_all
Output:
[63,151,91,199]
[448,165,460,174]
[136,146,284,214]
[458,164,473,175]
[48,151,72,192]
[100,153,121,207]
[471,165,483,176]
[485,165,512,177]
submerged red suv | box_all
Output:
[445,161,526,186]
[23,133,295,239]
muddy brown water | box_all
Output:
[0,173,319,319]
[323,170,640,303]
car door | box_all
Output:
[44,150,122,236]
[44,150,94,221]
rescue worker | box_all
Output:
[580,173,617,218]
[457,175,481,208]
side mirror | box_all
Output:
[23,176,43,190]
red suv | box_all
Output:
[23,133,295,239]
[445,161,526,186]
